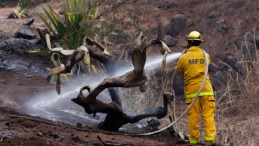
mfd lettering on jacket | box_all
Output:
[189,59,204,64]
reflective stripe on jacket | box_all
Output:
[175,46,213,97]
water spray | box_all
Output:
[24,52,182,125]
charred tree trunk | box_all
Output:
[61,43,123,107]
[57,32,172,131]
[73,86,173,131]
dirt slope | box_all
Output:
[0,1,189,145]
[0,0,258,145]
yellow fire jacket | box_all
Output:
[175,46,214,98]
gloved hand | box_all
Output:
[181,49,188,55]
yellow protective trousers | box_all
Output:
[186,95,216,144]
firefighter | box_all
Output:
[174,31,216,145]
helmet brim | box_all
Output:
[186,39,204,42]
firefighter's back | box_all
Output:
[180,46,213,97]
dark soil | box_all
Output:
[0,107,188,146]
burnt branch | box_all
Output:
[79,32,170,101]
[51,31,172,131]
[72,86,174,131]
[72,85,123,116]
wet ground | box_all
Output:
[0,70,191,145]
[0,107,188,146]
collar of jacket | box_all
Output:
[188,46,201,51]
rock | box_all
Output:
[215,19,228,35]
[24,18,34,26]
[156,1,175,9]
[76,122,82,128]
[226,55,243,75]
[0,38,44,56]
[173,73,184,95]
[210,78,220,91]
[42,131,48,135]
[217,19,228,33]
[5,122,10,126]
[7,13,15,19]
[170,14,187,37]
[218,61,228,71]
[241,41,256,61]
[244,32,254,43]
[162,35,177,47]
[72,136,80,142]
[57,137,63,142]
[151,15,186,38]
[214,70,227,83]
[0,30,9,43]
[208,11,217,19]
[15,28,36,40]
[0,80,6,84]
[53,133,59,138]
[217,55,243,75]
[161,17,171,36]
[209,62,219,73]
[150,22,159,32]
[147,118,160,131]
[157,1,169,9]
[201,19,209,32]
[232,21,241,30]
[36,132,43,137]
[0,38,50,76]
[4,60,30,72]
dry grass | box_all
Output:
[117,29,258,145]
[213,30,259,145]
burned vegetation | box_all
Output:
[48,31,174,131]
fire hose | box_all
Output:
[138,49,209,136]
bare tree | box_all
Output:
[50,31,172,131]
[74,86,173,131]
